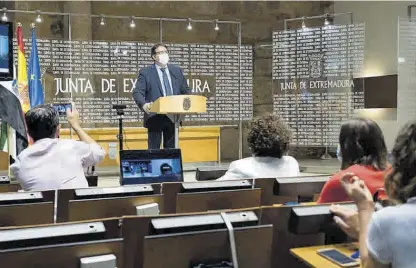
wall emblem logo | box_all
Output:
[309,53,323,78]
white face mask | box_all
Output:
[157,53,169,66]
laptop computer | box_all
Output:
[120,149,184,185]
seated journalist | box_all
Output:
[317,118,389,203]
[10,103,105,191]
[330,121,416,268]
[217,114,299,180]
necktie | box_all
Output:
[161,68,173,96]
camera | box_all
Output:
[52,103,72,116]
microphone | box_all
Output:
[112,104,127,110]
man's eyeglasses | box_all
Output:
[155,51,168,55]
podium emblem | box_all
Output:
[183,97,191,111]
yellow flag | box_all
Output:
[16,23,29,113]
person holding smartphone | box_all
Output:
[10,103,105,191]
[334,121,416,268]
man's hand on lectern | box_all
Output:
[143,103,152,113]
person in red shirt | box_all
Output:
[317,118,389,204]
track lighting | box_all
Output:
[100,15,105,26]
[324,14,330,26]
[214,19,219,31]
[1,8,7,22]
[130,16,136,28]
[187,18,192,30]
[35,10,42,23]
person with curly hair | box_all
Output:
[317,118,389,203]
[332,121,416,268]
[217,114,299,180]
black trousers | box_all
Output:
[147,115,175,149]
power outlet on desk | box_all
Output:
[0,176,10,184]
[80,254,117,268]
[136,203,160,216]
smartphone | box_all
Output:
[52,103,72,116]
[373,188,387,202]
[317,248,360,267]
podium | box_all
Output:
[150,95,207,148]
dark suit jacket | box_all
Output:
[132,64,191,128]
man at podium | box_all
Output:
[133,44,191,149]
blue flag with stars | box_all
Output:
[28,27,44,108]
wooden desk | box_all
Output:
[300,202,317,206]
[0,151,8,170]
[176,188,262,213]
[60,126,220,165]
[272,202,317,207]
[290,243,360,268]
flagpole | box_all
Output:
[68,14,73,140]
[6,125,11,177]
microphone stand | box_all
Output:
[112,104,127,186]
[116,109,124,152]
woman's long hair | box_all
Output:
[339,118,387,171]
[385,121,416,203]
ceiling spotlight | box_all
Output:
[301,18,306,29]
[1,8,7,22]
[35,11,42,23]
[324,14,330,26]
[130,16,136,28]
[214,19,219,31]
[35,14,42,23]
[187,18,192,30]
[100,15,105,26]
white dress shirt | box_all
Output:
[217,156,300,180]
[10,138,106,191]
[155,64,173,96]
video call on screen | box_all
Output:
[121,158,182,183]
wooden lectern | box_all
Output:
[150,95,207,148]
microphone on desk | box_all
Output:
[85,166,98,187]
[86,166,96,175]
[112,104,127,110]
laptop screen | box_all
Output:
[120,149,183,185]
